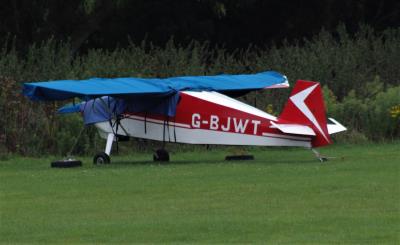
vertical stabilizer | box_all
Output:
[278,80,331,147]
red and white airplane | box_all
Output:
[94,80,345,163]
[23,72,346,164]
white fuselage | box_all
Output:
[95,91,312,148]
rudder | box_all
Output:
[278,80,331,147]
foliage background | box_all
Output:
[0,25,399,156]
[2,0,399,53]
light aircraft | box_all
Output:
[23,71,346,164]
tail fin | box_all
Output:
[278,80,331,147]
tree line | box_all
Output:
[1,0,399,54]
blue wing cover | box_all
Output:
[23,71,288,101]
[24,71,288,124]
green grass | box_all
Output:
[1,144,399,244]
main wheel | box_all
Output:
[153,149,169,162]
[93,152,110,164]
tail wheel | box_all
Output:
[93,152,110,164]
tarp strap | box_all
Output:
[162,119,166,148]
[115,117,120,153]
[167,117,171,143]
[116,115,129,136]
[144,112,147,134]
[173,117,177,143]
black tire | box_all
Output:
[93,152,110,164]
[51,159,82,168]
[225,155,254,161]
[153,149,169,162]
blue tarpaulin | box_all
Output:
[22,71,288,101]
[24,71,288,124]
[72,95,180,125]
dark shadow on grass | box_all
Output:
[110,159,227,166]
[109,157,320,166]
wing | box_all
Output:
[22,71,288,101]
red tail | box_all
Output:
[279,80,331,147]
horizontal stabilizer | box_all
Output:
[270,121,316,136]
[327,118,347,134]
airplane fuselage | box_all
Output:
[95,91,312,148]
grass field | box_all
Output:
[1,143,399,244]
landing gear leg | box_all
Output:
[93,133,114,164]
[311,148,328,162]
